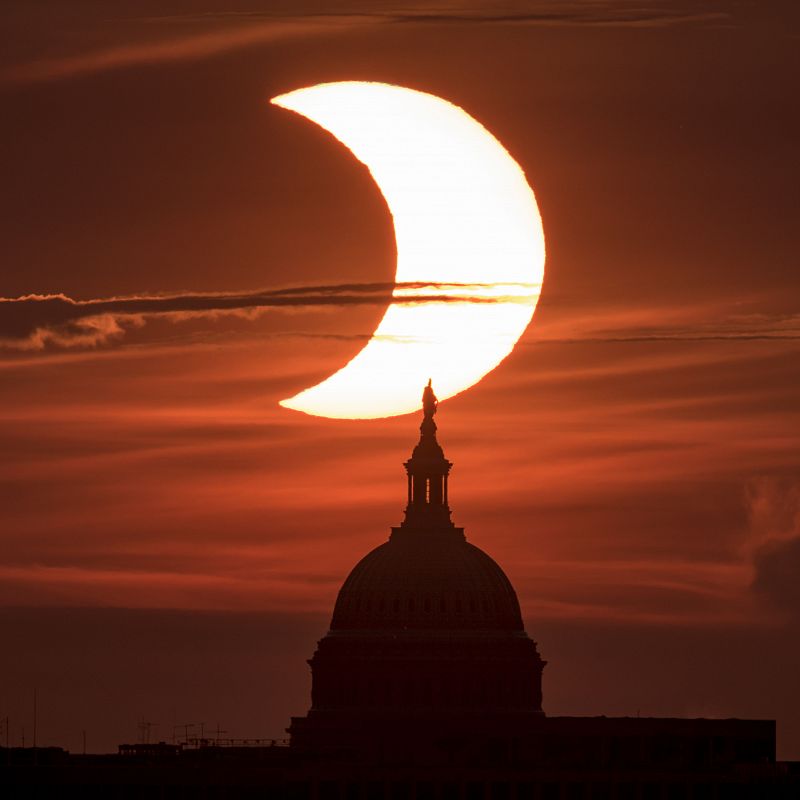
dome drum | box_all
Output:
[309,638,544,713]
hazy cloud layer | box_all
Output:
[753,536,800,619]
[749,479,800,621]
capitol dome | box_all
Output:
[289,383,546,756]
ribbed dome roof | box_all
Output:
[330,527,524,632]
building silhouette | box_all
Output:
[290,380,546,760]
[2,384,798,797]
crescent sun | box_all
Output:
[271,82,545,420]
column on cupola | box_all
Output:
[401,381,453,525]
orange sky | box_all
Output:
[1,0,799,757]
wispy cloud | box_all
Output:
[1,17,349,85]
[165,3,730,29]
[531,327,800,345]
[372,6,730,29]
[525,297,800,346]
[1,2,731,85]
[747,478,800,623]
[0,281,536,350]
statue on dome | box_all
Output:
[422,379,438,420]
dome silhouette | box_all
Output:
[331,528,525,632]
[289,383,546,754]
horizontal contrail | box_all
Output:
[532,332,800,345]
[0,281,538,350]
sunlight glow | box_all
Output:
[271,82,545,419]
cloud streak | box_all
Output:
[1,18,348,85]
[1,282,798,355]
[0,282,536,350]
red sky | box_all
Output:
[1,0,799,756]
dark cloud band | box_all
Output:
[0,282,535,351]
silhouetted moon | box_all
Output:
[271,82,544,419]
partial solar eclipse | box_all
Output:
[271,82,545,419]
